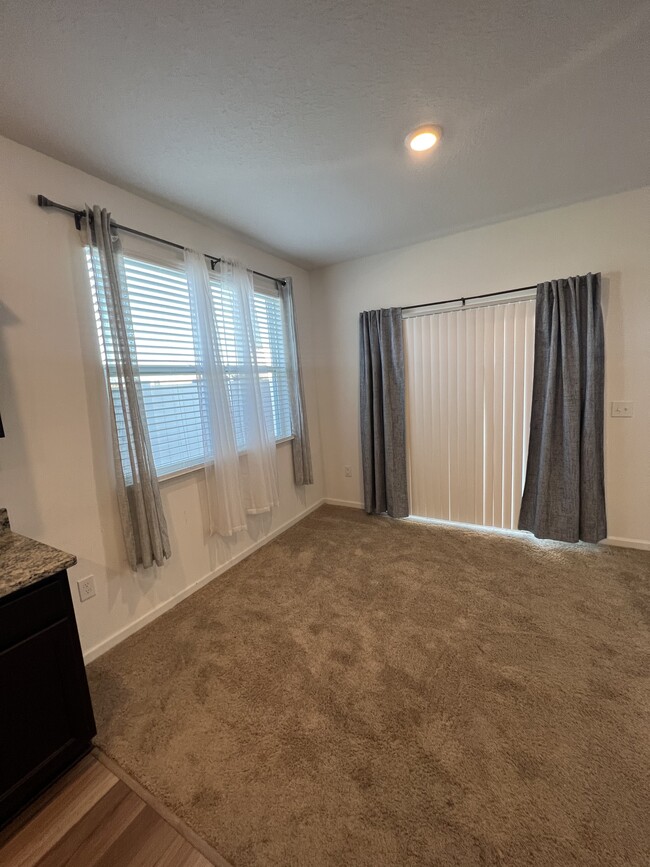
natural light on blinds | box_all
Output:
[404,299,536,530]
[87,252,292,478]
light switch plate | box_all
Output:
[611,401,634,418]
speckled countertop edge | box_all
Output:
[0,508,77,599]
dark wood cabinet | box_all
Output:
[0,570,96,827]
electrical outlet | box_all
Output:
[611,401,634,418]
[344,465,352,477]
[77,575,96,602]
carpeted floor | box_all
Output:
[88,505,650,867]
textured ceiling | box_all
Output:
[2,1,649,267]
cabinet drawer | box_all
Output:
[0,575,68,652]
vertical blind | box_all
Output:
[88,252,292,478]
[404,299,536,530]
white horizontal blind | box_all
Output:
[404,299,536,529]
[88,252,292,478]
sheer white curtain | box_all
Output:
[218,259,279,515]
[185,251,278,536]
[185,250,246,535]
[404,299,536,530]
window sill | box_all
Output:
[157,436,295,484]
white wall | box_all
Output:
[313,187,650,548]
[1,136,646,669]
[0,135,324,659]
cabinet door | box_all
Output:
[0,582,96,825]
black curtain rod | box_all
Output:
[36,195,286,285]
[401,284,538,312]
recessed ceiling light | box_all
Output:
[405,125,442,153]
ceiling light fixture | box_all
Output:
[405,125,442,153]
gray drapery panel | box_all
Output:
[519,273,606,543]
[85,206,171,570]
[278,278,313,485]
[359,308,409,517]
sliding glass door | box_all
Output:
[403,299,535,530]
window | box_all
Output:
[88,251,292,478]
[210,272,292,451]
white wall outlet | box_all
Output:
[611,401,634,418]
[344,465,352,477]
[77,575,96,602]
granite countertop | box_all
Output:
[0,508,77,599]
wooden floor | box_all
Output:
[0,755,219,866]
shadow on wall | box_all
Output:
[0,299,43,531]
[199,457,309,576]
[600,270,629,539]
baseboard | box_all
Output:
[603,536,650,551]
[83,498,326,663]
[84,500,645,664]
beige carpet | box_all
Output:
[88,505,650,867]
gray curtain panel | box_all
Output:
[278,277,313,485]
[519,273,606,543]
[359,308,409,517]
[85,206,171,570]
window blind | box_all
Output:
[210,273,292,451]
[88,252,292,478]
[404,299,536,530]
